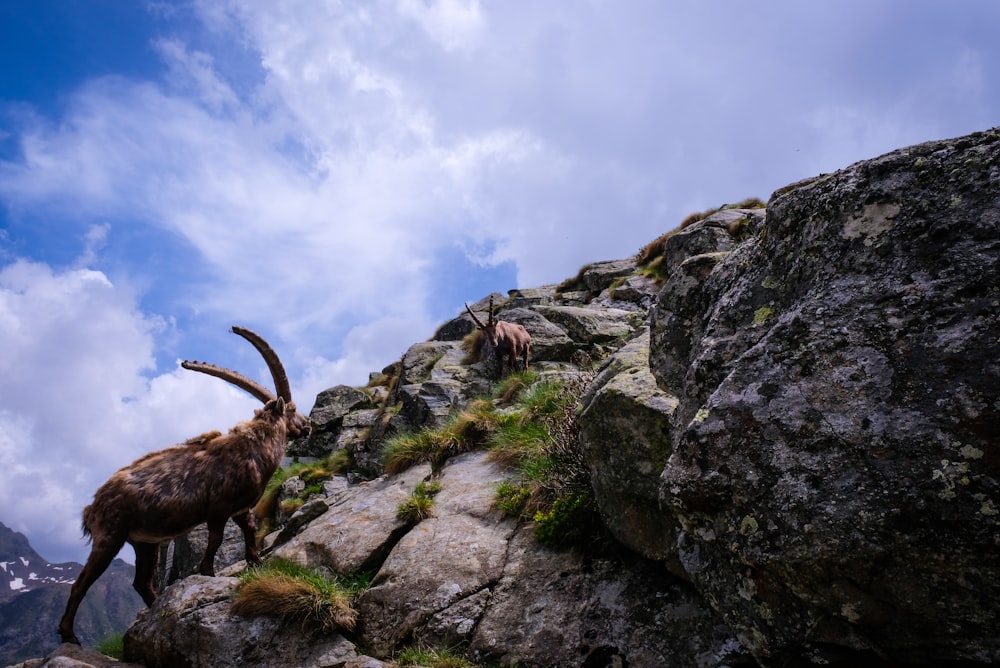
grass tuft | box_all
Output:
[380,371,601,549]
[394,646,477,667]
[397,480,443,523]
[96,633,124,659]
[382,400,503,474]
[232,558,359,632]
[494,369,538,403]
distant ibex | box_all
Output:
[465,296,531,378]
[58,326,311,645]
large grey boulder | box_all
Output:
[578,329,681,563]
[292,385,374,457]
[532,304,637,346]
[467,526,751,668]
[123,576,382,668]
[271,463,432,574]
[651,129,1000,664]
[356,452,515,654]
[499,307,576,361]
[399,340,459,386]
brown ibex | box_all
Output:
[465,296,531,378]
[58,326,311,645]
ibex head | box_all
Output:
[181,326,312,439]
[465,296,500,347]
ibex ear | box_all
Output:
[269,397,285,416]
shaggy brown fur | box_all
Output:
[58,327,310,645]
[465,297,531,378]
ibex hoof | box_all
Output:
[59,632,81,646]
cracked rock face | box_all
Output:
[650,129,1000,664]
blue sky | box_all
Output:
[1,1,997,564]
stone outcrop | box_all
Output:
[29,128,998,668]
[648,128,1000,665]
[123,576,382,668]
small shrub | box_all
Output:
[397,495,434,523]
[96,633,124,659]
[423,352,445,373]
[494,481,531,518]
[302,481,326,498]
[383,429,438,474]
[533,492,597,547]
[232,558,358,632]
[488,375,603,548]
[554,265,589,296]
[397,479,443,524]
[487,420,548,469]
[728,196,767,209]
[256,450,352,535]
[636,231,676,266]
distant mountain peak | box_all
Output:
[0,520,142,665]
[0,522,79,600]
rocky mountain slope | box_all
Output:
[22,127,1000,668]
[0,522,142,666]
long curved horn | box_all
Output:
[230,326,292,402]
[180,360,276,403]
[464,302,486,329]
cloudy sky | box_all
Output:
[1,1,997,565]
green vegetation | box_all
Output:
[753,306,774,326]
[393,646,478,667]
[96,633,124,660]
[255,450,352,536]
[232,558,362,632]
[494,369,538,404]
[554,264,591,296]
[493,480,531,517]
[488,376,598,547]
[382,398,513,474]
[459,329,484,365]
[533,492,597,547]
[379,372,599,548]
[397,480,443,523]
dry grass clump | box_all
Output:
[382,399,504,474]
[636,196,767,283]
[232,558,359,632]
[459,328,484,365]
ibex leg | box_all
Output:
[131,540,159,606]
[232,510,262,566]
[198,518,226,576]
[58,536,123,644]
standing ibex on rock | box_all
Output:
[465,296,531,378]
[58,326,311,645]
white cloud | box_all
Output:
[0,259,258,563]
[397,0,485,53]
